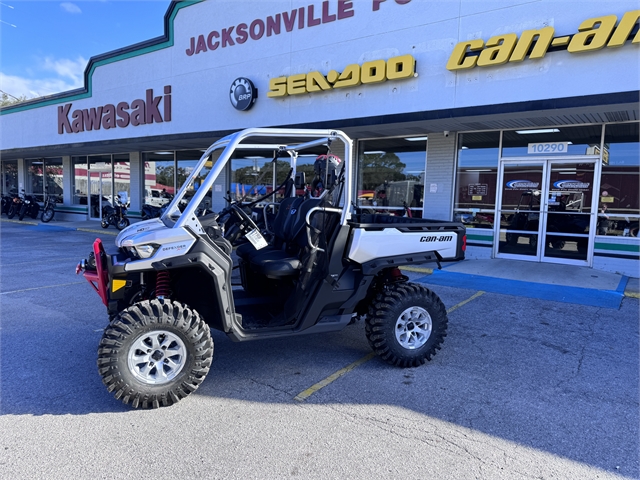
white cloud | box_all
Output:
[42,56,87,85]
[60,2,82,14]
[0,56,87,98]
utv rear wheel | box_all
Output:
[97,299,213,408]
[366,283,447,368]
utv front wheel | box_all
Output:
[366,283,447,367]
[97,299,213,408]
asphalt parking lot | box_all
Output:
[1,221,638,479]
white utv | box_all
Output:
[77,128,466,409]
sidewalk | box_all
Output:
[405,258,638,309]
[2,217,639,308]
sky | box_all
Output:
[0,0,171,100]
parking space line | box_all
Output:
[1,281,86,295]
[293,290,486,402]
[294,352,376,402]
[446,290,485,313]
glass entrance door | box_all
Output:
[88,169,112,220]
[496,159,597,265]
[496,161,545,258]
[542,161,595,263]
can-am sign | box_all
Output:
[57,86,172,134]
[447,9,640,71]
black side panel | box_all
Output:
[152,235,236,332]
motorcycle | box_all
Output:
[1,194,14,215]
[18,191,40,221]
[101,196,130,230]
[141,203,167,220]
[41,194,57,223]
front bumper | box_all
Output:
[76,238,109,306]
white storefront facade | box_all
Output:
[1,0,638,276]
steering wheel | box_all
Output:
[230,203,259,236]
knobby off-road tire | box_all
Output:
[366,283,448,368]
[97,299,213,409]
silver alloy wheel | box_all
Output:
[395,306,432,350]
[127,330,187,385]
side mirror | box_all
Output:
[295,172,306,190]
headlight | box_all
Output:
[134,244,159,259]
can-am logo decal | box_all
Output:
[506,180,540,189]
[58,86,172,134]
[553,180,590,189]
[230,78,258,111]
[447,9,640,71]
[420,235,453,243]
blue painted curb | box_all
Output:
[416,270,624,309]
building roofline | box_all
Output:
[0,0,202,116]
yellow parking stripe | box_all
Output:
[293,290,486,402]
[401,266,434,274]
[1,281,85,295]
[294,352,376,402]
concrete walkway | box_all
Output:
[2,217,638,308]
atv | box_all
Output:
[77,128,466,409]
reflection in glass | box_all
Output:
[357,137,426,217]
[454,132,499,228]
[1,160,18,195]
[502,125,603,157]
[599,122,639,237]
[72,156,88,205]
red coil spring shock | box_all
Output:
[155,271,171,299]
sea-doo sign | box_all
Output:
[553,180,591,190]
[230,78,258,111]
[506,180,540,190]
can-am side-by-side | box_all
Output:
[77,128,466,409]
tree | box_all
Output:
[0,92,30,107]
[360,152,407,190]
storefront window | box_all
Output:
[72,156,88,205]
[230,153,279,202]
[357,137,426,217]
[143,151,176,206]
[454,132,500,228]
[1,160,18,196]
[598,122,640,237]
[24,157,62,202]
[113,154,130,206]
[45,158,63,201]
[502,125,603,157]
[88,155,112,218]
[177,150,209,212]
[26,159,44,200]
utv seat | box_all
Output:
[249,197,327,279]
[236,196,303,261]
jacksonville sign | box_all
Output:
[58,86,172,134]
[447,10,640,71]
[184,0,411,57]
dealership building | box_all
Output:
[1,0,638,276]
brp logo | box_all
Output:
[230,78,257,111]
